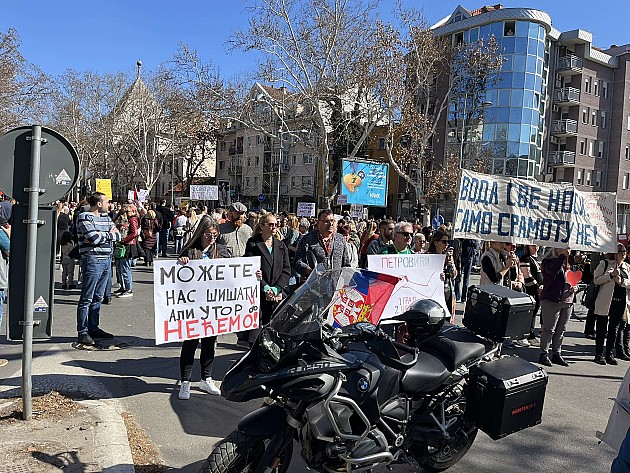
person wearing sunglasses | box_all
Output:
[176,216,232,400]
[244,212,291,343]
[378,222,414,255]
[428,229,458,315]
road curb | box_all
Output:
[0,344,135,472]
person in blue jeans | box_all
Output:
[75,192,121,346]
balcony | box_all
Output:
[547,151,576,167]
[551,119,578,137]
[556,55,583,75]
[554,87,580,106]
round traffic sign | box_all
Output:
[432,214,444,229]
[258,194,266,202]
[0,126,79,204]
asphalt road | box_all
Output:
[0,254,623,472]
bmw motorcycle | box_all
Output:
[200,268,502,473]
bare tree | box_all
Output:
[0,28,50,133]
[159,44,236,192]
[229,0,379,207]
[355,6,503,215]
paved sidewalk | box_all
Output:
[0,344,134,472]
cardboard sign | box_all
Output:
[190,184,219,201]
[454,169,617,253]
[95,179,112,200]
[297,202,316,217]
[127,189,149,202]
[350,204,363,219]
[367,253,448,316]
[337,194,348,205]
[153,257,261,344]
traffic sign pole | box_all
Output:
[22,125,45,420]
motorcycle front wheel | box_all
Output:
[199,430,293,473]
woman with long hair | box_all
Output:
[243,212,291,344]
[140,209,159,266]
[359,220,378,268]
[177,216,232,399]
[428,229,458,316]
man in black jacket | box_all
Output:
[294,209,350,278]
[156,199,174,257]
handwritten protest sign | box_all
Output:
[95,179,112,200]
[190,184,219,201]
[368,254,448,318]
[153,257,261,344]
[454,169,617,253]
[297,202,316,217]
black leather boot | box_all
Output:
[606,352,619,365]
[623,324,630,358]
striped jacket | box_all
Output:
[76,211,121,257]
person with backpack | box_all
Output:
[592,244,630,365]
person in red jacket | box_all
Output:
[115,204,139,298]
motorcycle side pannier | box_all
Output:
[463,285,534,342]
[466,356,548,440]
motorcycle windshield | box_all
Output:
[270,267,400,336]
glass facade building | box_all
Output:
[433,7,553,179]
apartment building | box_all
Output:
[428,5,630,230]
[215,83,318,212]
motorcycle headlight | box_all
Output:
[261,329,281,363]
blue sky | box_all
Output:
[1,0,626,80]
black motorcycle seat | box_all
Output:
[400,350,451,394]
[419,326,487,371]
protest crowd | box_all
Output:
[0,189,628,379]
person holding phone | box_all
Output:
[428,230,457,315]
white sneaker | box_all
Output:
[178,381,191,400]
[199,378,221,395]
[514,339,531,347]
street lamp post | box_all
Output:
[276,128,283,213]
[171,132,175,206]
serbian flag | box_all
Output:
[328,269,400,328]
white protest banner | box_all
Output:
[153,256,261,344]
[127,189,149,202]
[190,184,219,201]
[297,202,316,217]
[454,169,617,253]
[368,254,448,317]
[350,204,363,219]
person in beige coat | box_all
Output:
[593,244,630,365]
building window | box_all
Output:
[626,145,630,160]
[598,141,605,159]
[504,21,515,36]
[601,111,607,128]
[246,177,251,187]
[595,170,602,188]
[247,157,251,166]
[580,139,587,155]
[220,141,226,152]
[625,174,629,190]
[303,154,313,164]
[292,154,297,165]
[603,82,609,99]
[589,141,595,157]
[378,138,386,150]
[291,176,296,188]
[584,77,592,94]
[255,156,260,166]
[577,169,583,185]
[591,110,597,126]
[302,176,312,187]
[582,108,589,124]
[627,116,630,131]
[219,161,225,170]
[586,170,592,186]
[593,80,599,96]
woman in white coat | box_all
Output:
[593,244,630,365]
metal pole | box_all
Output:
[459,93,467,169]
[22,125,44,420]
[276,130,282,213]
[171,132,175,206]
